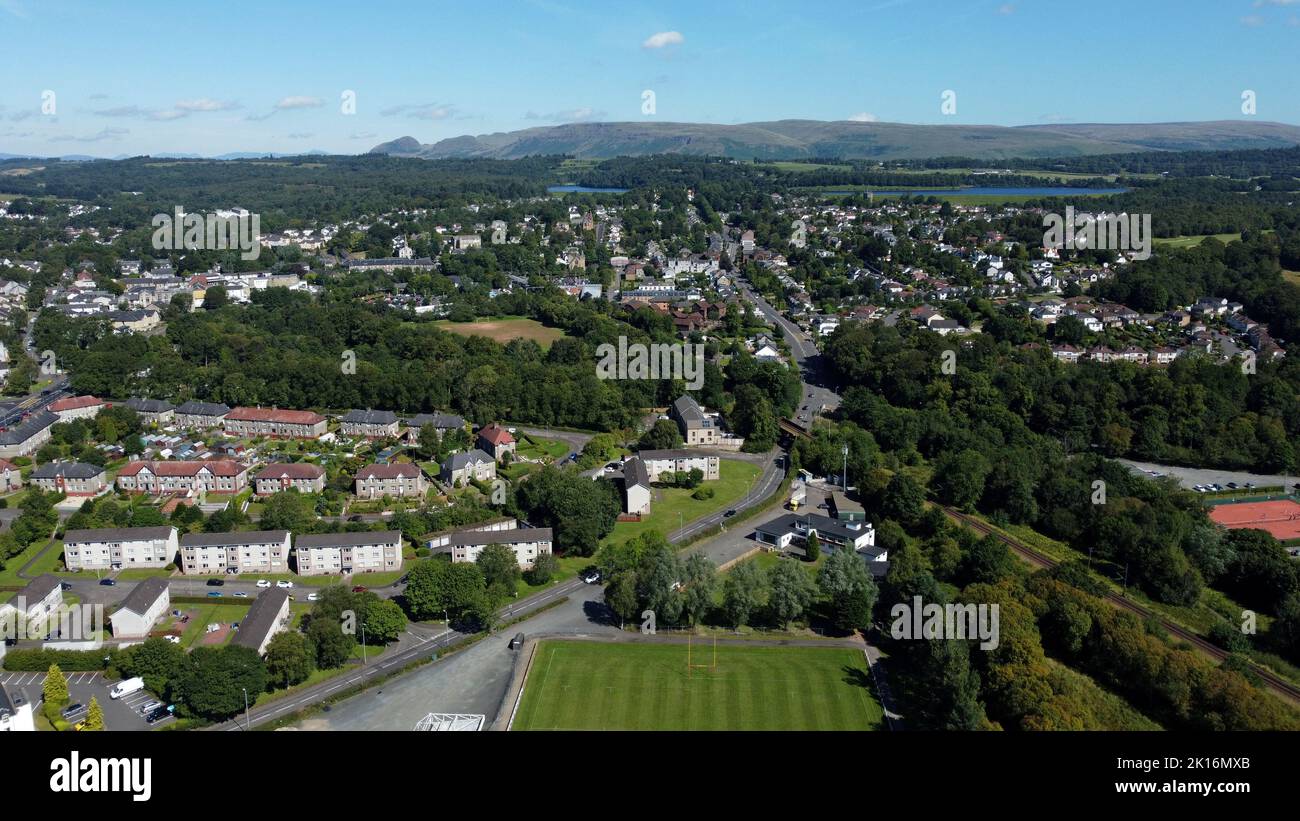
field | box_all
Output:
[1153,232,1244,249]
[434,317,566,349]
[513,640,882,730]
[601,459,763,549]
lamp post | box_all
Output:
[360,623,367,665]
[242,687,250,732]
[841,444,849,490]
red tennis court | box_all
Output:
[1208,499,1300,541]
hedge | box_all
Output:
[2,647,116,672]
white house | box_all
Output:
[110,577,170,638]
[63,526,179,571]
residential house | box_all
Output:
[125,398,176,425]
[109,577,170,638]
[670,394,719,446]
[432,522,553,568]
[63,526,179,571]
[0,458,21,492]
[476,423,516,461]
[231,589,292,656]
[440,449,496,486]
[115,460,249,495]
[173,401,230,429]
[47,395,105,422]
[179,530,291,575]
[754,513,877,553]
[251,463,325,496]
[354,463,427,499]
[615,456,652,515]
[29,462,107,496]
[0,410,57,459]
[401,413,465,444]
[339,409,400,439]
[0,574,63,637]
[294,531,403,576]
[224,407,327,439]
[0,685,35,732]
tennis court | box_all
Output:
[1208,498,1300,541]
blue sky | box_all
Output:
[1,0,1298,156]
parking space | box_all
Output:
[0,671,172,730]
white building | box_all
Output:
[63,526,179,571]
[109,577,170,638]
[179,531,292,575]
[294,531,403,576]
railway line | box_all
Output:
[943,506,1300,705]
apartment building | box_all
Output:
[434,521,554,569]
[251,463,326,495]
[224,406,328,439]
[29,461,108,496]
[354,463,427,498]
[294,530,403,576]
[63,525,179,570]
[339,409,400,439]
[179,530,292,575]
[636,448,721,482]
[47,395,106,422]
[0,410,57,459]
[125,398,176,425]
[115,460,249,495]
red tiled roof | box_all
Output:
[226,407,326,425]
[48,395,103,412]
[118,460,247,478]
[477,423,514,446]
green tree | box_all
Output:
[84,697,105,730]
[364,598,408,644]
[767,559,816,629]
[525,552,558,585]
[818,547,879,633]
[43,664,69,707]
[881,472,925,525]
[477,543,521,593]
[638,419,683,451]
[680,553,717,626]
[722,560,766,628]
[175,645,269,721]
[264,632,314,688]
[804,533,821,562]
[605,571,640,628]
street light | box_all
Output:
[360,623,367,665]
[841,444,849,490]
[242,686,250,731]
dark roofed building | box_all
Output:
[29,461,107,496]
[0,410,57,459]
[174,401,231,429]
[339,409,400,439]
[110,577,170,638]
[231,589,292,655]
[125,398,176,424]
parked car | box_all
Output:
[307,593,319,602]
[110,677,145,699]
[724,509,737,518]
[233,591,248,598]
[351,586,368,593]
[1228,482,1239,489]
[99,578,116,586]
[256,579,271,588]
[206,591,222,598]
[62,703,87,720]
[164,635,181,644]
[206,578,224,587]
[509,632,526,650]
[138,700,163,714]
[145,707,171,724]
[582,571,601,584]
[275,580,293,589]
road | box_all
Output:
[735,276,840,424]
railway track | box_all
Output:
[943,507,1300,705]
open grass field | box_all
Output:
[513,640,883,730]
[602,459,763,549]
[434,317,566,349]
[1154,232,1244,249]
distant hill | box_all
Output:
[370,119,1300,162]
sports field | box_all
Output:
[512,640,883,731]
[434,316,566,349]
[1208,498,1300,541]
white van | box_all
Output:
[110,677,145,699]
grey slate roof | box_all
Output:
[63,525,175,543]
[0,410,57,444]
[294,530,402,549]
[13,574,61,605]
[231,589,291,651]
[180,530,289,548]
[126,398,176,414]
[30,461,104,480]
[622,455,650,489]
[340,409,399,425]
[443,527,553,547]
[404,413,465,430]
[443,449,493,471]
[116,576,168,617]
[175,401,230,417]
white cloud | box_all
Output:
[848,112,878,122]
[51,127,128,143]
[274,96,324,110]
[175,98,239,112]
[526,106,603,122]
[380,103,456,120]
[997,3,1015,14]
[642,31,684,49]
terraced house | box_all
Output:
[173,400,230,429]
[251,462,326,495]
[224,406,328,439]
[0,410,57,459]
[29,461,107,496]
[47,394,106,422]
[294,530,403,576]
[179,530,292,575]
[63,525,179,570]
[354,463,427,498]
[0,458,23,492]
[339,409,400,439]
[125,397,176,425]
[116,459,249,495]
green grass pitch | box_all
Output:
[512,640,884,731]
